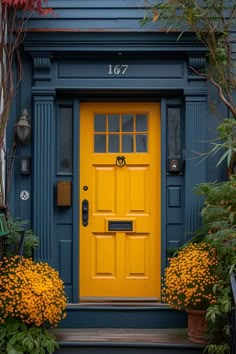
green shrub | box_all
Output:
[195,179,236,353]
[5,218,39,257]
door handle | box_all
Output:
[82,199,89,227]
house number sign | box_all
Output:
[108,64,129,75]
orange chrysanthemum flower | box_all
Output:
[0,256,67,327]
[162,243,219,311]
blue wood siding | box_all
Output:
[26,0,156,31]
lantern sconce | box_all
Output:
[15,109,31,145]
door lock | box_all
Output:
[168,157,182,174]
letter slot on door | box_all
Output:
[108,221,133,231]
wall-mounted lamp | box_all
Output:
[15,109,31,145]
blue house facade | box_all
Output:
[8,1,223,306]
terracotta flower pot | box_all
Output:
[186,309,208,344]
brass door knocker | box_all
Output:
[116,156,126,167]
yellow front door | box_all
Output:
[80,102,161,300]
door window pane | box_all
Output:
[136,114,147,132]
[136,135,147,152]
[94,114,106,132]
[93,110,149,153]
[58,106,73,172]
[122,135,133,152]
[108,114,120,132]
[108,134,119,152]
[122,114,134,132]
[94,134,106,152]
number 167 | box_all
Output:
[108,64,128,75]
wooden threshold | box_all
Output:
[67,301,167,307]
[79,297,160,302]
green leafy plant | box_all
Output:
[195,180,236,353]
[5,217,39,257]
[142,0,236,172]
[141,3,236,351]
[0,318,59,354]
[204,118,236,176]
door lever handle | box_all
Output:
[82,199,89,227]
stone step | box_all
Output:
[60,303,188,329]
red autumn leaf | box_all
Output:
[1,0,52,15]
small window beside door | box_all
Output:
[167,107,181,158]
[94,113,148,153]
[57,106,73,173]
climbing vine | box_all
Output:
[0,0,52,207]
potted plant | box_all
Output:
[162,242,219,344]
[0,256,67,353]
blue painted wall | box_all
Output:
[7,0,224,302]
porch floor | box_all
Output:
[53,328,194,345]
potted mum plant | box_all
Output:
[0,256,67,353]
[162,242,219,344]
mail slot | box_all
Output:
[108,221,133,231]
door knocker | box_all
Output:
[116,156,126,167]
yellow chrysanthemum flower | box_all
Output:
[162,243,219,311]
[0,256,67,327]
